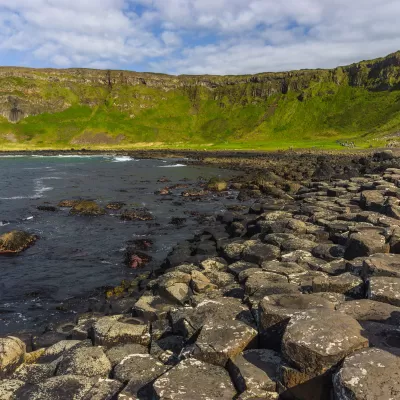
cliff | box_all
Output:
[1,51,400,149]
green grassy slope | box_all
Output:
[1,51,400,150]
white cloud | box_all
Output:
[0,0,399,74]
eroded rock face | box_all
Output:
[282,309,369,376]
[333,348,400,400]
[153,358,237,399]
[0,231,36,255]
[0,337,26,378]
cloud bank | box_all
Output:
[0,0,399,75]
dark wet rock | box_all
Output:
[344,230,389,259]
[92,316,150,348]
[113,353,168,387]
[182,189,209,197]
[15,375,122,400]
[311,243,345,261]
[70,313,103,340]
[124,249,152,269]
[153,358,237,400]
[105,343,148,367]
[373,149,394,161]
[282,309,368,376]
[193,319,257,366]
[228,260,259,276]
[37,205,57,212]
[336,299,400,325]
[228,349,282,394]
[70,200,105,216]
[0,337,26,378]
[56,346,112,378]
[362,253,400,278]
[360,320,400,355]
[32,331,67,351]
[312,272,364,297]
[368,276,400,306]
[333,348,400,400]
[169,217,187,226]
[105,201,125,210]
[150,335,185,362]
[121,208,153,221]
[207,177,228,191]
[0,379,26,400]
[258,293,335,350]
[0,231,37,255]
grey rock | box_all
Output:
[368,276,400,306]
[312,272,364,297]
[105,343,148,367]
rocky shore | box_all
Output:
[1,149,400,399]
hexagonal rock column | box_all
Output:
[258,293,335,350]
[193,319,257,366]
[282,309,368,377]
[0,337,26,379]
[362,253,400,278]
[333,348,400,399]
[153,358,237,399]
[368,276,400,306]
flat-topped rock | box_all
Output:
[242,241,280,265]
[105,343,148,367]
[362,253,400,278]
[92,316,150,348]
[0,379,25,400]
[344,231,389,260]
[282,309,368,376]
[333,348,400,400]
[153,358,237,400]
[193,319,257,366]
[368,276,400,306]
[228,349,282,395]
[336,299,400,325]
[312,272,364,297]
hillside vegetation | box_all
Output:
[1,51,400,150]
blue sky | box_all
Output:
[0,0,399,75]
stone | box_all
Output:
[282,309,369,376]
[12,362,57,384]
[362,253,400,278]
[360,190,385,212]
[105,343,148,367]
[157,271,192,305]
[113,353,168,389]
[333,348,400,400]
[336,299,400,325]
[368,276,400,306]
[0,337,26,378]
[222,241,245,262]
[132,295,174,322]
[242,241,280,265]
[261,261,307,278]
[0,379,26,400]
[32,331,67,351]
[228,261,259,276]
[258,293,335,350]
[93,316,150,348]
[311,244,345,261]
[38,340,81,363]
[56,346,112,378]
[70,200,105,216]
[153,358,237,399]
[0,231,36,254]
[82,378,123,400]
[193,319,257,366]
[228,349,282,394]
[70,313,103,340]
[344,231,389,260]
[312,272,364,297]
[190,270,217,293]
[200,257,227,272]
[281,238,316,252]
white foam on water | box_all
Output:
[0,221,10,226]
[159,164,186,168]
[0,155,24,158]
[25,216,34,220]
[111,156,136,162]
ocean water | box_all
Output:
[0,155,238,335]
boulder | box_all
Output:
[282,309,369,376]
[311,244,345,261]
[344,231,389,260]
[336,299,400,325]
[12,362,57,384]
[228,261,259,276]
[92,316,150,347]
[120,208,153,221]
[38,340,81,363]
[228,349,282,394]
[70,200,105,216]
[360,190,385,212]
[242,241,280,265]
[333,348,400,400]
[0,379,26,400]
[368,276,400,306]
[362,253,400,278]
[222,241,246,262]
[113,353,168,389]
[193,319,257,366]
[56,346,112,378]
[261,261,307,278]
[312,272,364,297]
[132,295,174,322]
[258,293,335,350]
[153,358,237,400]
[0,337,26,378]
[280,237,317,252]
[0,231,36,255]
[105,343,148,367]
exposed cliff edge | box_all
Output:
[0,51,400,149]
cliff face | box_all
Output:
[0,51,400,148]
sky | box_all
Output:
[0,0,399,75]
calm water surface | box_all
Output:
[0,155,238,334]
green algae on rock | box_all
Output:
[0,231,37,255]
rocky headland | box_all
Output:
[1,149,400,399]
